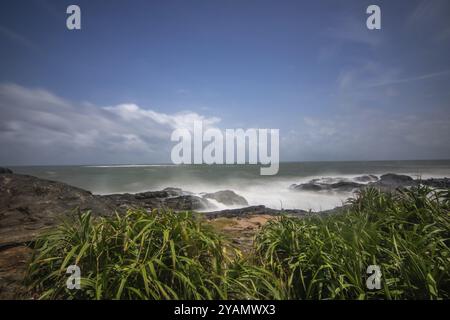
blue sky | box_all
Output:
[0,0,449,165]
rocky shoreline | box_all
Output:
[0,169,305,299]
[0,167,449,298]
[290,173,450,192]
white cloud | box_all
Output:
[104,103,220,130]
[282,110,450,161]
[1,83,449,165]
[0,83,221,165]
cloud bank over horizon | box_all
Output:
[0,83,221,165]
[1,83,449,166]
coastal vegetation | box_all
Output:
[26,186,450,299]
[253,186,450,299]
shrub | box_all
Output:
[27,186,450,300]
[254,186,450,299]
[27,209,234,299]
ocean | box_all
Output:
[10,160,450,212]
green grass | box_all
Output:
[26,186,450,300]
[26,210,236,299]
[254,186,450,299]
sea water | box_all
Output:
[10,160,450,212]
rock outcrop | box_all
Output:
[103,189,211,212]
[291,180,363,192]
[375,173,415,186]
[0,167,13,174]
[354,175,378,183]
[421,177,450,189]
[291,173,448,194]
[0,173,118,299]
[202,190,249,206]
[0,174,116,247]
[0,173,248,299]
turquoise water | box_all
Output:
[10,160,450,211]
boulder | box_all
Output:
[0,174,118,299]
[162,187,184,196]
[104,188,212,211]
[291,182,323,191]
[364,173,416,192]
[421,178,450,189]
[0,174,116,247]
[292,174,420,193]
[373,173,415,188]
[203,190,248,206]
[163,195,211,211]
[379,173,414,184]
[291,180,362,192]
[329,181,364,192]
[0,167,13,174]
[354,175,378,183]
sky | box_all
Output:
[0,0,449,165]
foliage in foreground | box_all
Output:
[27,210,235,299]
[255,186,450,299]
[27,186,450,299]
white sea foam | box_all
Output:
[155,176,354,212]
[15,161,450,212]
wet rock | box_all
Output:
[291,174,422,193]
[354,175,378,183]
[0,167,13,174]
[291,180,362,192]
[134,190,171,199]
[420,177,450,189]
[379,173,414,184]
[162,187,184,196]
[291,182,323,191]
[163,195,211,211]
[329,181,364,192]
[371,173,416,190]
[203,190,248,206]
[104,189,212,211]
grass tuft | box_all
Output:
[26,186,450,299]
[254,186,450,299]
